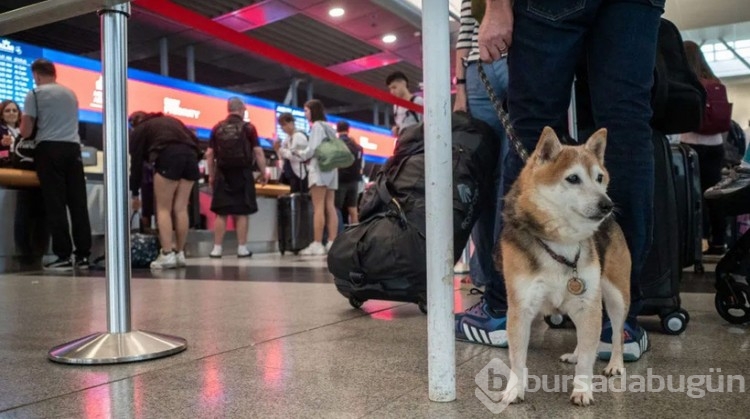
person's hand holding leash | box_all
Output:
[479,0,514,63]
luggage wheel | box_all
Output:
[715,282,750,324]
[349,296,365,309]
[544,314,570,329]
[661,310,688,335]
[418,299,427,315]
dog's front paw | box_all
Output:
[560,353,578,364]
[501,387,524,405]
[570,390,594,406]
[603,362,624,377]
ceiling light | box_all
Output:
[382,34,397,44]
[329,7,345,18]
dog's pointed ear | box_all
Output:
[585,128,607,162]
[534,127,562,163]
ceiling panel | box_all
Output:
[246,14,380,66]
[170,0,264,19]
[665,0,750,30]
[339,11,411,40]
[6,18,100,55]
[350,62,423,93]
[129,53,263,88]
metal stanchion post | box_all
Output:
[48,2,187,364]
[423,0,456,402]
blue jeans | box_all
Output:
[490,0,665,321]
[466,59,509,293]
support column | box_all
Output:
[48,1,187,364]
[306,79,314,102]
[186,44,195,82]
[373,102,380,126]
[159,37,168,76]
[423,0,455,402]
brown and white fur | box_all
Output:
[497,127,631,406]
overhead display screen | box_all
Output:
[0,37,394,161]
[0,39,40,105]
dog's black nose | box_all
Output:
[598,198,614,215]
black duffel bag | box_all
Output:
[328,185,426,288]
[328,112,498,311]
[358,111,498,262]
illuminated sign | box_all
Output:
[0,37,395,161]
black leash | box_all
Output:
[476,63,530,163]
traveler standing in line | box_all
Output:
[453,0,509,289]
[273,112,309,194]
[681,40,729,256]
[129,111,203,269]
[128,111,156,233]
[386,71,424,136]
[206,97,267,258]
[333,120,363,225]
[295,99,338,256]
[457,0,664,362]
[20,59,91,271]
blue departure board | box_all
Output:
[0,38,42,107]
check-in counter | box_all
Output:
[188,182,289,256]
[0,161,290,272]
[0,168,49,273]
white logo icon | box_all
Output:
[475,358,518,414]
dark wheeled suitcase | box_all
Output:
[640,133,690,335]
[670,144,703,272]
[277,193,313,255]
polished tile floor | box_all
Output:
[0,254,747,418]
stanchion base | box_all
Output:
[48,330,187,365]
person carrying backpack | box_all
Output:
[679,41,730,256]
[206,97,268,258]
[333,120,363,224]
[386,71,424,136]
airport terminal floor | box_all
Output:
[0,253,747,418]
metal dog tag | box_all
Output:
[567,277,586,295]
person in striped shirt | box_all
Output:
[453,0,510,302]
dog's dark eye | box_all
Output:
[596,174,604,183]
[566,174,581,184]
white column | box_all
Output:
[422,0,455,402]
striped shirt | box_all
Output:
[456,0,481,64]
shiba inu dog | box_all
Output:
[498,127,631,406]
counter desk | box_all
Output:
[0,168,48,273]
[0,167,291,273]
[189,182,290,257]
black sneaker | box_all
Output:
[44,257,74,272]
[75,257,90,270]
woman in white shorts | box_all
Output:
[295,99,338,256]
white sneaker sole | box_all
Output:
[597,332,649,362]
